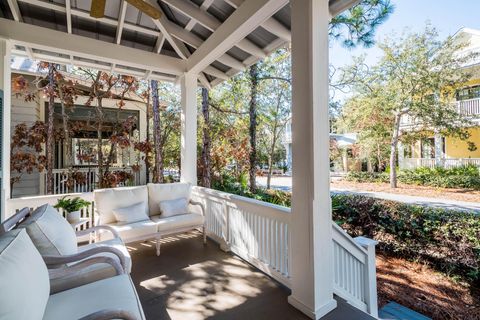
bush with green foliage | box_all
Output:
[346,164,480,190]
[54,196,91,213]
[332,193,480,281]
[212,173,291,207]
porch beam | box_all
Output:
[288,0,337,319]
[180,73,198,185]
[224,0,291,42]
[166,22,243,72]
[0,19,186,76]
[161,0,266,58]
[187,0,288,74]
[0,39,12,222]
[329,0,362,16]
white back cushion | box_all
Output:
[95,186,148,224]
[112,202,149,223]
[19,204,78,256]
[147,183,192,216]
[0,229,50,320]
[159,198,189,218]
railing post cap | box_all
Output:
[354,236,378,247]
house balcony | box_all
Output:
[5,186,378,320]
[399,157,480,169]
[400,97,480,128]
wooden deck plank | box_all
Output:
[128,231,375,320]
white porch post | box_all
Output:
[180,73,198,185]
[288,0,337,319]
[0,39,11,222]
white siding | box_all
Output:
[10,74,41,197]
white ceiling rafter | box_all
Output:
[115,0,128,44]
[143,0,190,59]
[15,0,238,81]
[142,1,211,88]
[224,0,291,42]
[161,0,266,59]
[1,19,186,77]
[17,0,159,36]
[65,0,72,34]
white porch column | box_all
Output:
[289,0,337,319]
[0,39,11,222]
[180,73,198,185]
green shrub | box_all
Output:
[346,164,480,190]
[332,193,480,281]
[212,173,292,207]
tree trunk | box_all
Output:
[46,64,55,194]
[58,88,71,168]
[201,88,211,188]
[151,80,163,183]
[389,113,402,188]
[249,64,258,193]
[145,84,151,183]
[96,97,104,187]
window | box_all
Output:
[456,85,480,101]
[72,138,117,165]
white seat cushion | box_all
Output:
[94,186,148,224]
[18,204,78,256]
[44,274,145,320]
[147,182,192,216]
[112,201,149,224]
[100,220,158,242]
[0,229,50,320]
[159,197,189,218]
[151,213,205,234]
[49,238,132,294]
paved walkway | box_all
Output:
[257,176,480,213]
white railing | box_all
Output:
[40,166,139,195]
[5,192,95,229]
[457,98,480,117]
[5,186,378,317]
[192,186,291,286]
[192,186,378,316]
[332,224,378,317]
[400,98,480,128]
[400,157,480,169]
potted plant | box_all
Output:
[54,196,91,223]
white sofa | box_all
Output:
[94,182,206,255]
[0,229,145,320]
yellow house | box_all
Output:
[399,27,480,169]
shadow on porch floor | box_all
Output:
[128,231,374,320]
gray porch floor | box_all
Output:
[128,231,375,320]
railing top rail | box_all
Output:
[193,186,291,223]
[332,223,368,261]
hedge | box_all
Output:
[332,193,480,281]
[346,165,480,190]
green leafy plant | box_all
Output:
[331,193,480,282]
[54,196,91,213]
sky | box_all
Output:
[329,0,480,100]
